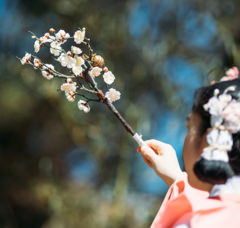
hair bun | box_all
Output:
[194,157,234,185]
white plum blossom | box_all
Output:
[61,79,76,101]
[34,40,40,53]
[66,91,76,102]
[78,100,90,113]
[89,67,102,78]
[50,41,62,56]
[59,53,76,69]
[55,29,70,43]
[41,64,54,80]
[60,81,77,93]
[105,88,121,102]
[20,53,31,65]
[71,56,84,75]
[39,33,54,43]
[71,46,82,55]
[33,58,41,69]
[74,29,85,44]
[103,71,115,85]
[72,65,83,76]
[74,56,84,66]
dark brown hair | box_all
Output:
[192,79,240,184]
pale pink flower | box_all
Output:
[222,100,240,133]
[219,94,232,108]
[204,93,232,127]
[220,66,239,81]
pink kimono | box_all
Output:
[151,173,240,228]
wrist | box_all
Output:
[158,170,185,187]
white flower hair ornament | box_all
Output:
[202,67,240,163]
[18,28,145,147]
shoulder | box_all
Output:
[162,172,208,203]
[151,188,240,228]
[151,172,209,228]
[173,199,240,228]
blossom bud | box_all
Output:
[67,78,73,83]
[44,32,50,38]
[103,67,108,72]
[49,28,55,33]
[91,54,104,67]
[67,51,72,56]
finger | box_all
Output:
[137,146,141,153]
[144,139,168,155]
[137,141,161,154]
[148,144,161,155]
[142,156,153,168]
[140,145,158,162]
[137,139,166,156]
[144,139,166,148]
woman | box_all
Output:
[137,67,240,227]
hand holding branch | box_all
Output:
[137,139,184,186]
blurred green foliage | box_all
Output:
[1,0,240,227]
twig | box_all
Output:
[96,90,135,136]
[84,38,93,59]
[75,92,100,102]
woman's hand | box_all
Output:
[137,139,184,187]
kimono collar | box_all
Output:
[210,176,240,197]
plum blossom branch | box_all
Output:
[19,27,138,141]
